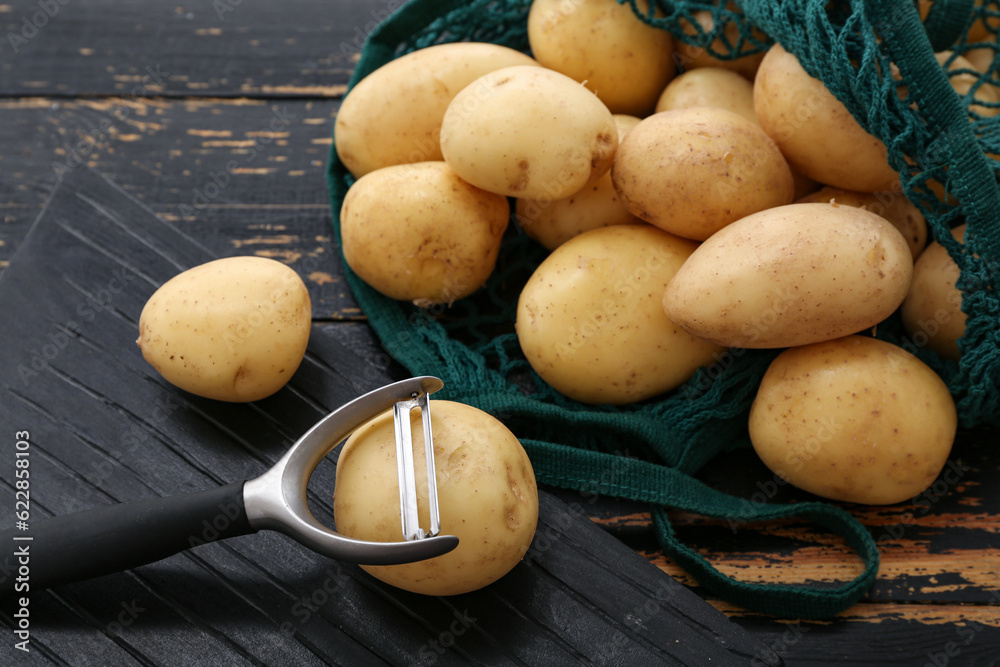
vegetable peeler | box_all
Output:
[0,376,457,596]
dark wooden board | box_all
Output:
[0,98,356,318]
[0,166,782,666]
[0,0,362,98]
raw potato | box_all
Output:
[136,256,311,402]
[516,224,725,405]
[754,43,899,192]
[797,186,928,259]
[901,224,967,360]
[515,115,642,250]
[340,162,509,306]
[655,67,757,123]
[334,43,538,178]
[527,0,675,116]
[612,107,794,241]
[333,400,538,596]
[676,9,766,80]
[663,203,914,348]
[749,336,957,505]
[440,65,618,199]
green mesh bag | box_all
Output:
[328,0,1000,619]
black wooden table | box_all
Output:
[1,1,998,665]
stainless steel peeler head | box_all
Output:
[242,376,458,566]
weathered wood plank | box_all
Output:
[0,97,358,318]
[0,0,370,97]
[571,435,1000,608]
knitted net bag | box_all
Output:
[328,0,1000,618]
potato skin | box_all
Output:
[754,43,898,192]
[516,224,725,405]
[440,66,618,199]
[611,107,794,241]
[333,400,538,596]
[901,225,967,360]
[515,115,642,250]
[655,67,757,123]
[137,256,311,402]
[797,186,927,260]
[334,43,538,178]
[527,0,675,116]
[749,336,957,505]
[663,203,914,348]
[340,162,509,306]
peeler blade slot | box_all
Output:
[393,397,422,541]
[418,391,441,538]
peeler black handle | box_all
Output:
[0,482,253,598]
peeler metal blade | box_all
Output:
[243,376,458,566]
[393,389,441,541]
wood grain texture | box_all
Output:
[0,166,781,666]
[0,97,357,318]
[0,0,367,98]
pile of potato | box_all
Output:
[334,0,991,508]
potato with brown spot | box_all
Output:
[749,335,957,505]
[754,43,899,192]
[516,224,725,405]
[440,65,618,199]
[333,400,538,596]
[797,185,928,260]
[516,114,643,250]
[136,256,311,402]
[901,224,967,360]
[340,162,509,306]
[527,0,676,116]
[655,67,757,123]
[611,107,794,241]
[663,203,914,348]
[334,42,539,178]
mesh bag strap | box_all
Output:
[525,440,879,619]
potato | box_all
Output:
[527,0,675,116]
[655,67,757,123]
[675,9,766,80]
[663,203,914,348]
[440,65,618,199]
[919,0,999,44]
[340,162,509,306]
[333,400,538,596]
[515,115,642,250]
[612,107,794,241]
[901,224,967,360]
[334,43,539,178]
[749,335,957,505]
[136,256,311,402]
[797,186,928,259]
[754,43,899,192]
[516,224,725,405]
[936,51,1000,117]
